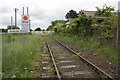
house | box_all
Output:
[79,10,96,17]
[66,10,117,25]
[68,18,75,22]
[79,10,110,23]
[66,18,75,27]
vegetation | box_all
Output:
[47,5,118,45]
[30,29,33,31]
[65,10,79,19]
[2,34,43,78]
[42,29,46,31]
[0,25,20,33]
[34,27,41,31]
[47,20,66,32]
[93,5,117,41]
[0,29,7,32]
[7,25,20,29]
[53,34,118,64]
[95,4,114,17]
[0,35,2,79]
[47,5,118,64]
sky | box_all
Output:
[0,0,119,30]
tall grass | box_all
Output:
[2,34,42,78]
[54,34,118,64]
[0,35,2,79]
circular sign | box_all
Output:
[23,16,28,20]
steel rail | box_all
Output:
[52,37,115,80]
[46,41,61,80]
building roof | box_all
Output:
[68,18,75,22]
[79,10,118,17]
[79,10,96,17]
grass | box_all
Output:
[2,34,43,78]
[53,33,118,64]
[0,35,2,79]
[84,74,94,78]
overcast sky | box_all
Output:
[0,0,119,30]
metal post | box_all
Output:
[27,7,28,15]
[23,7,24,15]
[15,8,18,27]
[11,16,13,29]
[11,16,13,26]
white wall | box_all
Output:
[31,31,54,35]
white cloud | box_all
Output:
[0,0,119,29]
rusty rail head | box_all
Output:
[46,41,61,80]
[52,37,115,80]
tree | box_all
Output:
[95,4,114,17]
[47,25,53,31]
[75,14,92,36]
[7,25,20,29]
[30,29,33,31]
[0,29,7,32]
[65,10,78,19]
[42,29,45,31]
[34,27,41,31]
[47,20,66,32]
[93,5,116,39]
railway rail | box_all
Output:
[40,36,115,79]
[46,41,61,80]
[53,37,115,80]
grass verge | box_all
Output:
[2,34,43,78]
[0,34,2,79]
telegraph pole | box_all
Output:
[14,8,18,27]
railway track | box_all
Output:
[40,37,115,79]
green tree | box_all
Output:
[95,4,114,17]
[93,5,117,39]
[7,25,20,29]
[42,29,45,31]
[75,14,92,36]
[65,10,78,19]
[98,13,118,39]
[0,29,7,32]
[34,27,41,31]
[47,20,66,32]
[47,25,53,31]
[30,29,33,31]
